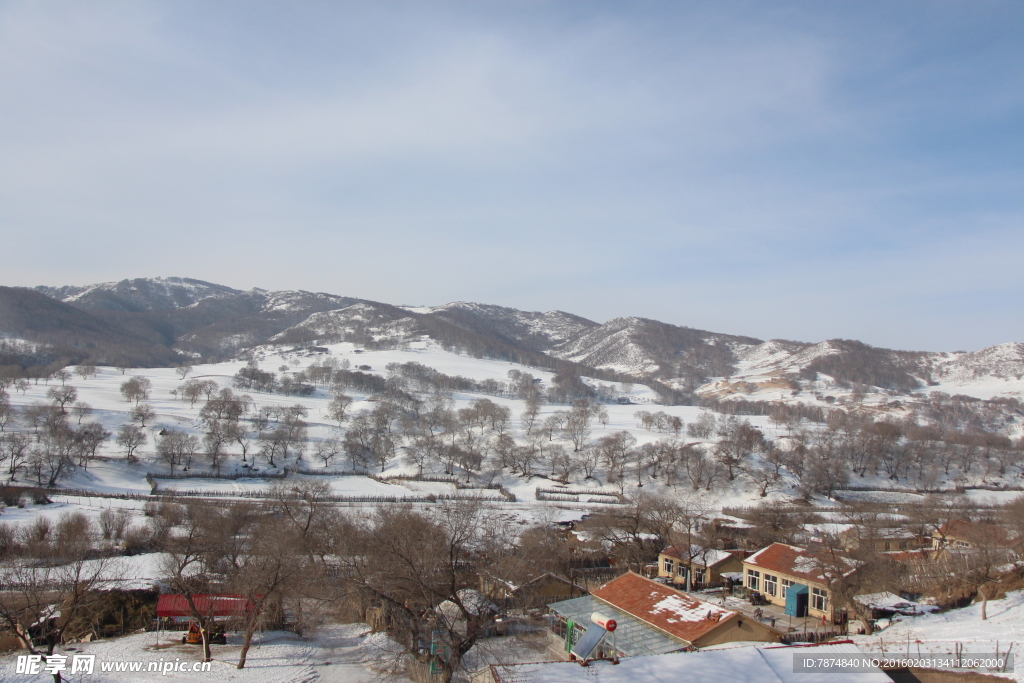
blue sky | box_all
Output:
[1,1,1022,351]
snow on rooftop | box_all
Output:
[649,593,731,624]
[492,643,890,683]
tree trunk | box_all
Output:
[237,627,255,668]
[981,586,989,621]
[202,627,211,662]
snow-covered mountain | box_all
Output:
[413,302,598,351]
[7,276,1023,405]
[36,276,242,312]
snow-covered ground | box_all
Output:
[852,590,1024,682]
[3,339,1019,533]
[0,623,403,683]
[2,341,785,514]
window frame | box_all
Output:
[746,569,760,591]
[811,586,828,612]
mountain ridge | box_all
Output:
[2,277,1020,406]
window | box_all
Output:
[811,587,828,612]
[677,564,686,577]
[746,569,760,591]
[763,573,778,597]
[899,541,908,550]
[781,578,792,599]
[883,542,891,551]
[663,558,674,574]
[693,568,706,584]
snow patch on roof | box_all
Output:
[650,593,731,624]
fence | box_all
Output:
[535,488,623,504]
[781,630,844,645]
[148,469,287,481]
[377,473,459,484]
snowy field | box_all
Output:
[2,340,1019,532]
[2,341,783,514]
[0,623,399,683]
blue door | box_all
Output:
[785,584,808,617]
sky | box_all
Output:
[1,1,1022,352]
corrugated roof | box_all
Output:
[155,594,254,618]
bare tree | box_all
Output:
[46,386,77,414]
[313,438,343,468]
[162,504,220,663]
[0,432,31,480]
[337,500,510,683]
[119,376,152,405]
[0,393,14,432]
[565,398,598,452]
[325,393,354,429]
[75,364,97,381]
[0,526,117,683]
[76,423,110,468]
[713,416,765,481]
[130,402,155,427]
[158,429,198,474]
[687,410,717,438]
[228,514,306,669]
[596,431,636,489]
[520,397,541,435]
[71,401,92,425]
[116,424,147,460]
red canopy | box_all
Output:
[156,594,254,618]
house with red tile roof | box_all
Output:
[546,572,779,656]
[657,544,744,587]
[741,543,858,621]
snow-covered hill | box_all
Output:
[9,276,1023,406]
[36,277,242,312]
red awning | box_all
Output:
[156,594,254,618]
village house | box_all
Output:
[839,526,927,553]
[479,564,587,610]
[741,543,858,622]
[547,572,779,657]
[931,520,1023,553]
[656,544,744,588]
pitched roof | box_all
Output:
[661,545,736,567]
[155,594,254,618]
[936,520,1021,547]
[590,572,737,645]
[482,561,586,594]
[840,526,918,540]
[743,543,857,585]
